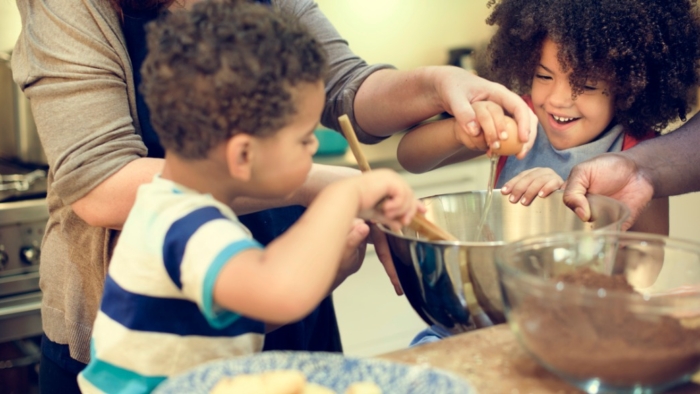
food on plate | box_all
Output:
[344,381,382,394]
[210,370,305,394]
[301,383,335,394]
[209,370,382,394]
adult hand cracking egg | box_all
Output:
[396,99,534,174]
[470,101,528,158]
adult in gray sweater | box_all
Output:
[12,0,536,392]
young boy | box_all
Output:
[77,1,421,392]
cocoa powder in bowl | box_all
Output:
[513,267,700,387]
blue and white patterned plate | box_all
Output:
[154,351,473,394]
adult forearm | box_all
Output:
[71,158,164,229]
[627,115,700,198]
[354,68,442,137]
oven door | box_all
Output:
[0,291,42,343]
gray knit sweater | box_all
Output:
[12,0,391,364]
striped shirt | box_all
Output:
[78,176,265,393]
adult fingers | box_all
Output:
[370,224,403,295]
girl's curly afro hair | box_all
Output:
[485,0,700,138]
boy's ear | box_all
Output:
[225,134,254,181]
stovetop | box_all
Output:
[0,159,47,203]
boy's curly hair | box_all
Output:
[485,0,700,138]
[141,0,327,159]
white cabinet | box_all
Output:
[670,193,700,243]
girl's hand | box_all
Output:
[451,117,488,152]
[468,101,509,155]
[449,101,504,152]
[501,167,564,206]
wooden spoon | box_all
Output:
[337,115,458,242]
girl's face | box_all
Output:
[530,38,615,150]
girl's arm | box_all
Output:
[398,100,524,173]
[397,118,485,173]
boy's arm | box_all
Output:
[213,170,420,324]
[230,163,360,215]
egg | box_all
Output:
[491,116,523,156]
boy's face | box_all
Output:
[530,38,615,150]
[248,81,324,198]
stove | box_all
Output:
[0,159,47,388]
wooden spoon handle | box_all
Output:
[338,115,458,242]
[338,115,372,172]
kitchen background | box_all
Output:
[1,0,700,385]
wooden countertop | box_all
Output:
[379,324,700,394]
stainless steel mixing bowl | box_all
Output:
[379,190,630,333]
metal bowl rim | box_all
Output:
[377,191,631,246]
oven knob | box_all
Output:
[20,246,41,266]
[0,250,7,270]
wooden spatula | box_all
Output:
[337,115,458,242]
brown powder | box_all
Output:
[512,267,700,386]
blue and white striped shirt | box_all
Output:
[78,176,265,393]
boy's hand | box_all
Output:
[500,167,564,206]
[355,169,424,231]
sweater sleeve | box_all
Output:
[11,0,148,205]
[275,0,395,144]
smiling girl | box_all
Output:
[397,0,700,235]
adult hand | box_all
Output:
[369,224,403,296]
[433,67,538,159]
[563,153,653,231]
[331,218,370,290]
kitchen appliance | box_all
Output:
[0,51,47,166]
[0,55,48,388]
[0,159,47,393]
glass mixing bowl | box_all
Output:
[496,231,700,393]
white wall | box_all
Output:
[0,0,21,53]
[1,1,497,66]
[314,0,495,69]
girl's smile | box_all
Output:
[530,38,615,150]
